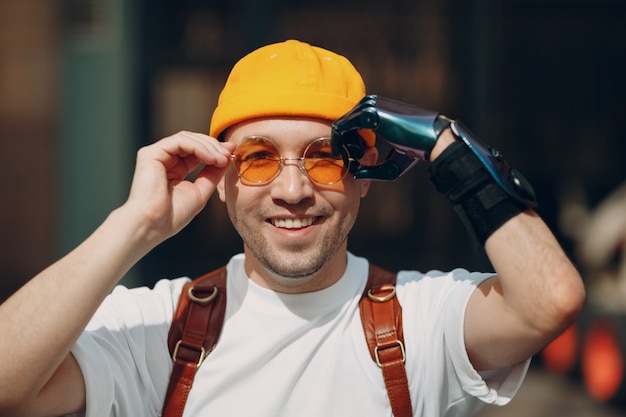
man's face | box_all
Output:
[217,117,376,293]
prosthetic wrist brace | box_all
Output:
[332,95,537,244]
[428,129,535,245]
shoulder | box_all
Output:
[87,277,191,331]
[396,268,493,297]
[392,268,494,329]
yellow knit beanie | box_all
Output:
[209,39,374,146]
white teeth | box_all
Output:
[272,217,315,229]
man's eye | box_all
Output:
[243,151,276,161]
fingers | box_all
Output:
[134,131,235,191]
[126,131,235,235]
[151,131,234,174]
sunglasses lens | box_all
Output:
[233,137,350,185]
[233,138,280,184]
[304,139,347,184]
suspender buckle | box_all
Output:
[187,285,218,305]
[172,340,207,368]
[374,340,406,368]
[367,284,396,303]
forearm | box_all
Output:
[0,205,156,407]
[432,129,584,369]
[432,129,584,317]
[461,210,585,370]
[484,210,585,334]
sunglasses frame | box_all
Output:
[231,136,360,186]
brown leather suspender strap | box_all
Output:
[163,266,227,417]
[163,264,411,417]
[359,264,412,417]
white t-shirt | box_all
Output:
[71,252,529,417]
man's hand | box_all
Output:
[331,95,450,181]
[124,131,235,244]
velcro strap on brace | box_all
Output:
[428,141,527,245]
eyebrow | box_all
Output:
[238,135,331,153]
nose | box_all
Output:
[269,159,315,204]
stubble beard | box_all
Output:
[231,213,353,281]
[248,231,346,279]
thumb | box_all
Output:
[193,164,229,202]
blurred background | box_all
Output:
[1,0,626,414]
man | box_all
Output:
[0,39,584,416]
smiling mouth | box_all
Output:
[270,217,318,229]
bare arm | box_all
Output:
[0,131,234,416]
[431,131,586,371]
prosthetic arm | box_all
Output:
[331,95,537,243]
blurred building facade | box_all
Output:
[2,0,626,301]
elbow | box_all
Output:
[545,262,586,331]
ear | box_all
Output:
[358,146,378,198]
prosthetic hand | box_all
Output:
[331,95,450,181]
[331,94,537,209]
[332,95,537,244]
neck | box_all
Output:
[243,247,348,294]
